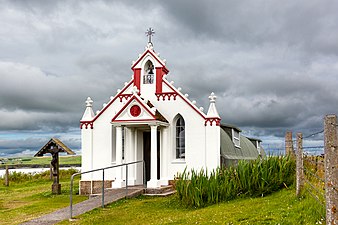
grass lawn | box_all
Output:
[59,188,324,225]
[0,170,87,225]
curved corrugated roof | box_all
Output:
[220,128,260,160]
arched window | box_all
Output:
[143,61,154,84]
[176,116,185,159]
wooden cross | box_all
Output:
[35,138,75,194]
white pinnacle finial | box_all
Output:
[82,97,94,121]
[131,86,139,95]
[206,92,220,118]
[209,92,217,103]
[85,97,93,107]
[146,42,154,50]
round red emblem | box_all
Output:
[130,105,141,117]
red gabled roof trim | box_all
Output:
[113,119,157,123]
[111,95,156,122]
[156,66,169,74]
[162,79,207,120]
[81,80,134,123]
[131,49,169,73]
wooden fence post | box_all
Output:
[285,131,295,156]
[296,132,303,197]
[324,114,338,224]
[5,165,9,186]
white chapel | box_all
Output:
[80,29,264,194]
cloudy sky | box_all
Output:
[0,0,337,157]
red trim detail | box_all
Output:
[155,92,177,101]
[113,119,157,123]
[161,66,169,74]
[133,68,141,92]
[90,80,133,123]
[80,121,94,129]
[111,95,156,122]
[79,80,134,126]
[204,118,221,126]
[118,94,132,102]
[163,79,206,119]
[130,105,141,117]
[131,50,169,73]
[155,67,163,93]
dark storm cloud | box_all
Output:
[161,0,338,55]
[0,0,338,156]
[0,134,80,157]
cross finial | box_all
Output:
[85,97,93,107]
[145,27,155,43]
[209,92,217,103]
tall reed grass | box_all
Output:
[175,156,295,207]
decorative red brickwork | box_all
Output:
[155,92,178,101]
[118,94,132,102]
[80,121,93,129]
[205,118,221,126]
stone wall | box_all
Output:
[79,180,113,195]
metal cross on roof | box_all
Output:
[145,27,155,43]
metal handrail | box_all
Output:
[69,160,145,219]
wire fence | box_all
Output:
[303,154,325,217]
[302,129,325,218]
[267,115,338,223]
[263,131,325,217]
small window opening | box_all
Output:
[143,61,154,84]
[122,126,125,160]
[256,141,261,154]
[176,116,185,159]
[232,129,240,148]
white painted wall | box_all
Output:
[81,46,221,184]
[81,128,92,180]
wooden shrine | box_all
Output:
[34,138,75,194]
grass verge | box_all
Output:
[58,188,323,225]
[0,169,87,225]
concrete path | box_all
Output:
[21,187,144,225]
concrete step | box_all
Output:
[89,185,145,198]
[144,185,175,196]
[143,190,176,197]
[89,185,176,198]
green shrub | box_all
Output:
[175,156,295,207]
[0,168,79,183]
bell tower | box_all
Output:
[131,28,169,99]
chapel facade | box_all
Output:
[80,31,263,194]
